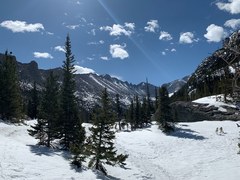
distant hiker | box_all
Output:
[238,143,240,154]
[219,127,224,134]
[215,127,219,134]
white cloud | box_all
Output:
[66,24,80,30]
[144,20,159,33]
[0,20,44,33]
[204,24,227,42]
[74,65,95,74]
[159,31,173,41]
[224,18,240,29]
[33,52,53,59]
[88,40,105,45]
[171,48,176,52]
[124,22,135,30]
[100,56,109,61]
[46,31,54,35]
[162,51,166,56]
[89,29,96,36]
[54,46,65,53]
[110,44,129,60]
[81,17,87,23]
[179,32,198,44]
[100,23,135,36]
[87,57,94,61]
[216,0,240,14]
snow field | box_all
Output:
[0,119,240,180]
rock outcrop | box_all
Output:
[170,101,240,122]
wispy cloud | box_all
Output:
[33,52,53,59]
[161,48,176,56]
[89,29,96,36]
[0,20,44,33]
[100,56,109,61]
[74,65,95,74]
[76,1,81,5]
[161,51,166,56]
[110,44,129,59]
[100,22,135,36]
[88,40,105,45]
[159,31,173,41]
[224,18,240,29]
[179,32,198,44]
[216,0,240,14]
[144,20,159,33]
[204,24,227,42]
[66,24,80,30]
[54,46,65,53]
[46,31,54,35]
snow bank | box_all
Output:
[193,95,236,112]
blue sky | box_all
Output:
[0,0,240,86]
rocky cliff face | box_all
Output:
[170,101,240,122]
[187,30,240,95]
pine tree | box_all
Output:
[134,95,141,128]
[28,118,46,145]
[127,99,135,130]
[145,78,152,123]
[154,87,158,111]
[155,86,174,134]
[39,72,60,147]
[0,51,22,121]
[60,34,85,150]
[141,97,148,126]
[87,88,128,175]
[27,81,39,119]
[28,72,60,147]
[115,94,122,130]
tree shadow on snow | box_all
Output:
[170,127,207,140]
[27,144,68,157]
[94,170,121,180]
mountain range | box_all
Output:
[0,54,187,108]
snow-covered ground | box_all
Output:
[1,120,240,180]
[0,95,240,180]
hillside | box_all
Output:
[173,30,240,101]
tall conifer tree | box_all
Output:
[115,94,122,130]
[155,86,174,134]
[60,34,85,149]
[0,51,22,121]
[27,81,39,119]
[40,72,60,147]
[28,72,60,147]
[87,88,128,175]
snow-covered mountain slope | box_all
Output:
[74,73,156,107]
[162,75,189,94]
[0,54,158,108]
[1,119,240,180]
